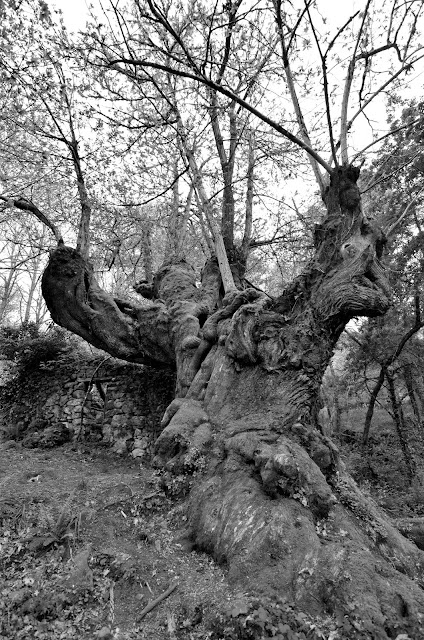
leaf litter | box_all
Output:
[0,441,236,640]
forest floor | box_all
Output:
[0,439,340,640]
[0,441,235,640]
[335,405,424,521]
[0,401,422,640]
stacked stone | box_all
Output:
[0,356,175,457]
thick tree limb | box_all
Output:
[41,245,175,367]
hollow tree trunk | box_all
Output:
[41,165,424,638]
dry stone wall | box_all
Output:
[0,356,175,458]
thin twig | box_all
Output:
[352,117,421,160]
[304,1,338,167]
[108,58,332,174]
[109,581,115,626]
[272,0,327,190]
[0,196,62,243]
[138,582,178,621]
[385,186,424,238]
[339,0,372,164]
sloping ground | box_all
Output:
[0,441,335,640]
[337,427,424,519]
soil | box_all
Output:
[0,441,336,640]
[0,441,236,640]
[1,406,422,640]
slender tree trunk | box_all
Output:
[386,370,415,482]
[328,363,342,434]
[0,245,20,322]
[63,85,92,260]
[23,250,44,325]
[403,363,423,426]
[141,220,153,284]
[22,272,38,325]
[391,366,424,487]
[401,416,424,488]
[0,270,18,323]
[166,161,182,262]
[363,366,386,446]
[241,129,255,264]
[175,107,237,293]
[273,0,325,194]
[415,373,424,418]
[362,318,424,446]
[333,393,342,433]
[34,291,47,327]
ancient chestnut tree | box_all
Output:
[6,0,424,636]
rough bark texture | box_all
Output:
[41,245,175,368]
[41,166,424,638]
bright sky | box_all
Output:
[52,0,364,33]
[50,0,91,31]
[49,0,423,170]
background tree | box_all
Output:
[343,100,424,449]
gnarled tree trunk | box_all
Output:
[41,166,424,638]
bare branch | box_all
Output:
[340,0,372,164]
[201,0,220,74]
[146,0,202,74]
[272,0,326,192]
[352,117,421,160]
[216,0,243,84]
[108,58,332,174]
[304,1,338,167]
[325,11,360,56]
[385,186,424,238]
[334,50,424,165]
[286,0,313,54]
[0,196,62,244]
[241,129,255,256]
[362,148,422,193]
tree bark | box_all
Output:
[363,366,386,447]
[389,367,424,487]
[41,165,424,638]
[403,363,423,426]
[0,245,19,323]
[140,219,153,283]
[22,246,44,325]
[386,370,416,483]
[362,319,424,447]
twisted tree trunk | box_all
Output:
[41,166,424,638]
